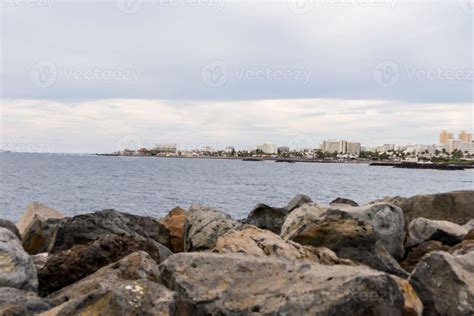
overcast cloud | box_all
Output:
[1,0,473,152]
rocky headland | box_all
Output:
[0,190,473,315]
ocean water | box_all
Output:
[1,152,473,222]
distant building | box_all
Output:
[346,142,361,155]
[277,146,290,154]
[459,142,474,155]
[224,146,235,154]
[262,143,277,155]
[448,139,461,152]
[321,140,360,155]
[322,140,345,154]
[440,130,454,144]
[201,146,214,153]
[153,144,177,154]
[459,130,473,143]
[377,144,395,153]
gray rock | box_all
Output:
[22,217,65,255]
[406,217,468,247]
[38,234,172,296]
[0,219,21,239]
[330,197,359,206]
[463,219,474,231]
[334,202,406,260]
[244,203,289,234]
[282,202,407,261]
[16,202,64,236]
[39,280,176,316]
[184,205,239,251]
[48,209,170,253]
[159,252,423,315]
[0,287,51,315]
[409,249,474,315]
[282,208,408,277]
[48,251,162,307]
[32,253,49,271]
[0,227,38,291]
[286,194,313,211]
[394,190,474,225]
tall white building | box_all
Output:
[321,140,360,155]
[262,143,277,155]
[448,139,461,152]
[346,142,361,155]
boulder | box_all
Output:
[400,240,449,272]
[280,202,328,239]
[159,252,422,315]
[0,287,51,315]
[282,209,408,277]
[330,197,359,206]
[244,203,289,234]
[464,219,474,231]
[409,249,474,315]
[212,225,353,265]
[16,202,64,236]
[406,217,468,247]
[184,205,239,251]
[38,280,176,316]
[32,253,49,271]
[464,230,474,241]
[396,190,474,225]
[0,227,38,291]
[22,218,65,255]
[48,209,170,253]
[158,207,185,253]
[38,234,172,296]
[48,251,162,306]
[0,219,21,239]
[333,202,406,259]
[286,194,312,211]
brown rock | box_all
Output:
[16,202,64,236]
[158,207,185,253]
[38,234,171,296]
[159,252,422,315]
[39,280,176,316]
[395,190,474,225]
[400,240,449,272]
[22,218,65,255]
[212,225,353,265]
[48,251,162,306]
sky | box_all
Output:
[1,0,473,153]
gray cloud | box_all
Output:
[1,0,472,102]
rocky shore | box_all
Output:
[1,190,473,315]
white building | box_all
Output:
[448,139,461,153]
[346,142,361,156]
[322,140,345,154]
[459,142,474,155]
[262,143,277,155]
[153,144,177,153]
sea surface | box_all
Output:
[1,152,473,222]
